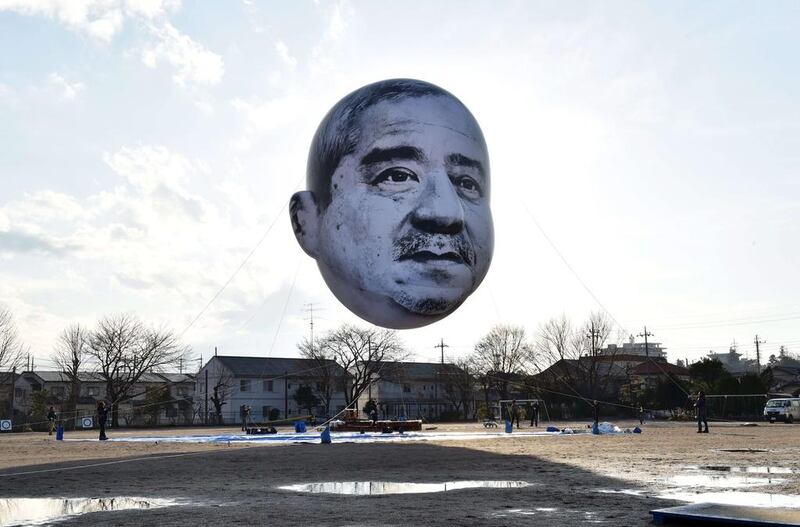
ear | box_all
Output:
[290,191,321,259]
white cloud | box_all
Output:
[124,0,180,19]
[0,0,121,42]
[309,0,352,76]
[0,1,221,91]
[231,94,303,133]
[104,145,197,193]
[275,39,297,68]
[229,93,310,151]
[141,22,224,87]
[0,82,17,107]
[0,0,181,41]
[193,99,215,116]
[47,72,85,100]
[0,145,292,337]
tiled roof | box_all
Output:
[632,362,690,376]
[158,373,195,383]
[17,371,190,383]
[378,361,466,381]
[211,356,345,378]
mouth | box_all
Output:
[400,250,466,265]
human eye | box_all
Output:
[451,175,482,199]
[371,167,419,189]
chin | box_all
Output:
[392,287,465,315]
[318,261,469,329]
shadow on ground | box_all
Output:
[0,441,674,526]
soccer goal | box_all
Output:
[704,394,769,422]
[495,399,550,423]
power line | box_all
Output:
[654,313,800,331]
[178,179,301,339]
[520,200,627,335]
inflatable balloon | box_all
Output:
[290,79,494,329]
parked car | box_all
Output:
[763,398,800,423]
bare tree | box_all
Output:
[314,324,408,409]
[441,358,476,419]
[573,311,617,399]
[533,315,574,367]
[53,324,89,423]
[0,307,25,372]
[209,370,232,424]
[533,312,622,401]
[86,314,187,427]
[297,337,343,417]
[470,324,531,402]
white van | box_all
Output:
[763,398,800,423]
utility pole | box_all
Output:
[284,371,288,418]
[204,368,209,426]
[179,357,183,374]
[638,327,654,359]
[302,303,319,350]
[434,339,449,364]
[367,336,372,402]
[754,335,766,374]
[9,366,15,420]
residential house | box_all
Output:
[630,361,690,391]
[769,366,800,396]
[10,370,195,427]
[357,361,473,421]
[196,355,349,424]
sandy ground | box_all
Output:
[0,420,798,526]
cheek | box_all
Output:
[465,206,494,249]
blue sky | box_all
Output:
[1,0,799,370]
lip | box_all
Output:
[401,250,466,265]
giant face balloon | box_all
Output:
[290,79,494,329]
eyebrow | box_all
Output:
[360,145,426,166]
[446,153,485,176]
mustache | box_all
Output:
[392,233,475,267]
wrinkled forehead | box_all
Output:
[352,95,489,162]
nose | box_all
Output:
[410,170,465,235]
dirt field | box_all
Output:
[0,420,798,526]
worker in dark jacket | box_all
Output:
[47,407,57,435]
[530,401,540,427]
[97,401,108,441]
[695,391,709,433]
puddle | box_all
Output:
[669,474,786,488]
[597,489,647,497]
[658,491,800,508]
[0,497,181,526]
[491,507,561,518]
[279,480,531,495]
[696,465,798,474]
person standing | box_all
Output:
[695,391,709,433]
[47,406,57,435]
[97,401,108,441]
[593,400,600,430]
[510,400,520,429]
[530,401,540,427]
[638,405,644,426]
